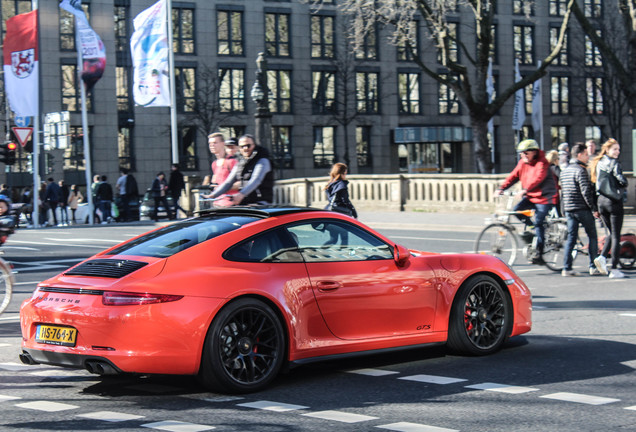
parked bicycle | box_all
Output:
[474,191,576,271]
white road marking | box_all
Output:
[399,374,467,385]
[540,392,620,405]
[347,368,400,376]
[390,236,472,243]
[15,400,79,412]
[0,362,34,371]
[141,420,215,432]
[302,410,379,423]
[43,237,122,243]
[377,422,459,432]
[620,313,636,317]
[9,240,106,248]
[620,359,636,369]
[465,382,539,394]
[625,406,636,411]
[237,400,308,412]
[0,395,21,402]
[77,411,145,422]
[0,314,19,322]
[0,343,10,347]
[29,369,92,378]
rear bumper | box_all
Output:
[20,348,121,373]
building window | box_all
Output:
[312,70,336,114]
[114,5,129,53]
[396,20,419,61]
[586,77,603,115]
[217,9,243,56]
[355,24,378,60]
[60,2,90,51]
[173,7,195,54]
[267,69,292,113]
[356,126,372,168]
[63,126,87,172]
[313,126,335,168]
[265,12,290,58]
[550,27,568,66]
[513,25,534,65]
[118,126,133,170]
[179,126,197,170]
[513,0,533,15]
[218,126,245,141]
[439,75,460,115]
[585,33,602,67]
[584,0,602,18]
[175,66,196,113]
[116,66,131,112]
[311,13,335,59]
[488,24,497,64]
[551,126,569,148]
[586,126,601,142]
[356,71,379,114]
[550,76,569,115]
[398,72,420,114]
[1,0,31,39]
[549,0,568,16]
[219,67,245,113]
[61,63,92,112]
[438,22,459,63]
[272,126,293,169]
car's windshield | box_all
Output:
[108,215,259,258]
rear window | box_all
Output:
[108,215,259,258]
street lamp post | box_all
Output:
[250,52,273,161]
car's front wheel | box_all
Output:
[447,275,512,355]
[199,298,285,393]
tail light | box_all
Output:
[102,291,183,306]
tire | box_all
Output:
[199,298,285,394]
[0,259,14,315]
[474,223,518,267]
[542,220,569,272]
[447,275,512,356]
[619,241,636,269]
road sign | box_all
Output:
[14,116,32,127]
[12,127,33,147]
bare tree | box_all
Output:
[331,0,576,173]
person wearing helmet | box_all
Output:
[495,139,558,264]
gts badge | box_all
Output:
[417,324,431,331]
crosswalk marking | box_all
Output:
[399,374,467,385]
[0,362,36,372]
[237,400,309,412]
[77,411,145,422]
[141,420,215,431]
[541,392,620,405]
[376,422,459,432]
[465,382,539,394]
[15,400,79,412]
[0,395,21,402]
[302,410,379,423]
[347,368,400,376]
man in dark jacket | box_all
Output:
[45,178,62,226]
[168,163,186,217]
[560,143,599,276]
[95,175,113,223]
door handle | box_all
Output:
[316,281,342,291]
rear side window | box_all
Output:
[109,216,258,258]
[225,227,303,263]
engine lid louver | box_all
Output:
[64,259,148,278]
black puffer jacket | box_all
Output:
[560,158,597,212]
[595,155,628,202]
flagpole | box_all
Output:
[32,0,40,228]
[166,0,178,164]
[79,53,94,225]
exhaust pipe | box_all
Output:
[85,360,118,375]
[19,351,38,365]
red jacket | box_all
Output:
[499,150,557,204]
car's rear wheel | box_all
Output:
[447,275,512,355]
[199,298,285,393]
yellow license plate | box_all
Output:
[35,325,77,347]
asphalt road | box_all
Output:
[1,218,635,432]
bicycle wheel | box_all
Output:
[542,220,570,272]
[475,223,519,266]
[0,258,13,315]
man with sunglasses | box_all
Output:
[495,139,558,264]
[208,134,274,205]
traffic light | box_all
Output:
[0,142,17,165]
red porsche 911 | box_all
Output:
[20,207,532,393]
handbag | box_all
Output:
[597,169,622,201]
[326,197,353,216]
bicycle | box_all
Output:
[474,191,573,271]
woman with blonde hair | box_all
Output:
[324,163,357,218]
[590,138,629,278]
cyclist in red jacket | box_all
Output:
[495,139,558,264]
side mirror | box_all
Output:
[393,244,410,267]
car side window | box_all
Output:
[287,220,393,263]
[224,227,304,263]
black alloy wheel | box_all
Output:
[447,275,512,355]
[199,298,285,393]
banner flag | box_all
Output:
[130,0,171,107]
[486,58,494,135]
[512,59,526,131]
[59,0,106,94]
[2,10,38,117]
[531,61,543,134]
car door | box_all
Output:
[287,220,437,341]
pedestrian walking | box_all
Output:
[168,163,187,218]
[151,172,173,221]
[558,142,570,171]
[586,139,598,157]
[58,180,70,226]
[546,150,563,217]
[45,178,62,226]
[21,186,33,226]
[95,175,114,224]
[202,132,238,207]
[38,182,48,226]
[559,143,600,276]
[590,138,629,278]
[324,162,357,218]
[67,184,83,224]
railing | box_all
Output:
[189,172,635,214]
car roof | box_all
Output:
[197,206,324,219]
